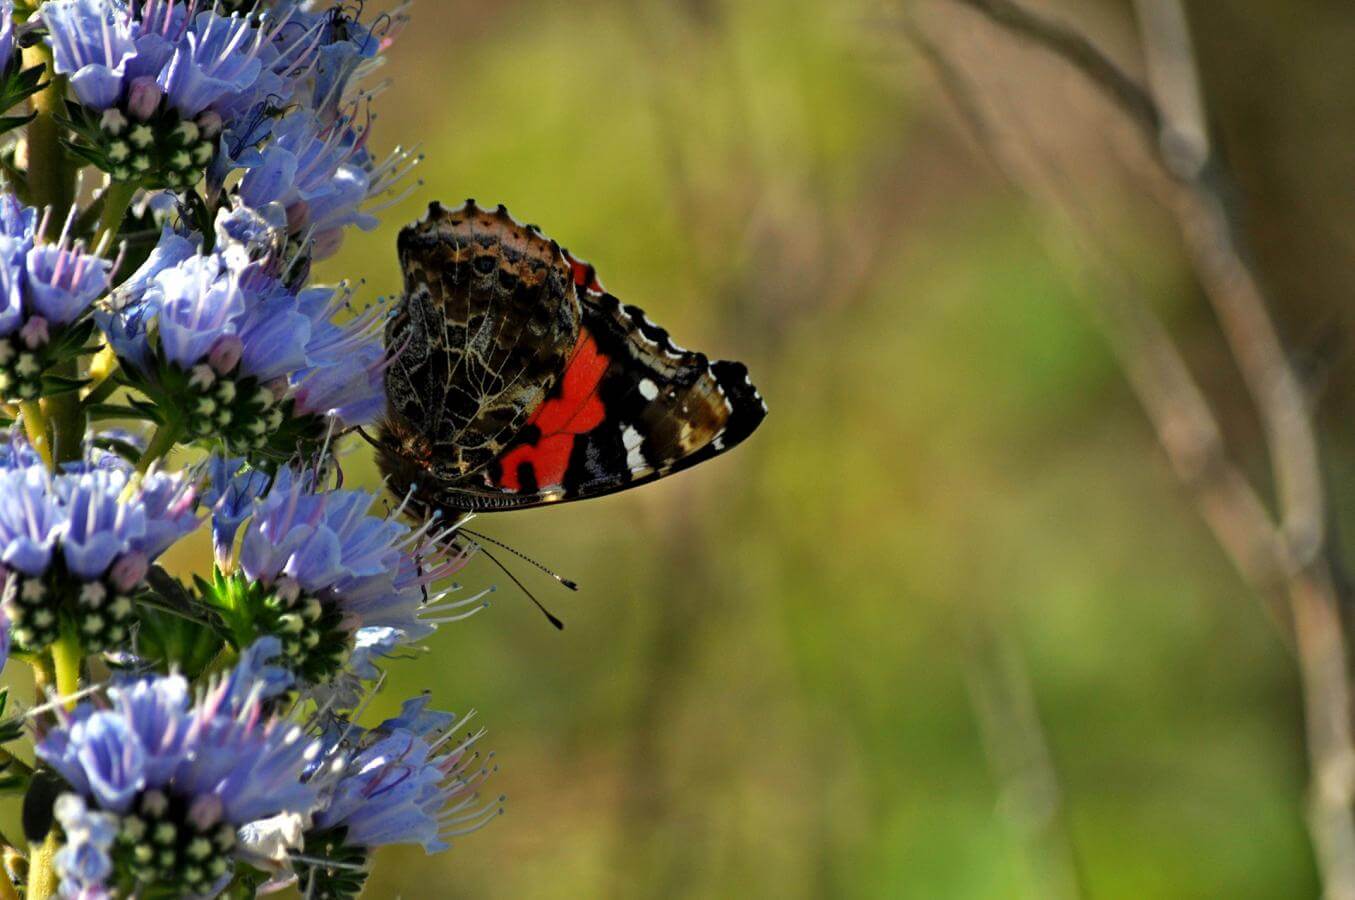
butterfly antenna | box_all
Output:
[458,527,580,591]
[473,543,565,631]
[352,426,383,450]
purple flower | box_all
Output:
[157,11,266,118]
[24,241,112,326]
[202,455,272,564]
[42,0,138,110]
[216,635,294,707]
[237,110,379,250]
[53,794,118,898]
[288,285,387,427]
[0,452,201,650]
[225,465,477,684]
[0,201,109,342]
[99,225,200,373]
[55,467,147,581]
[0,465,61,576]
[132,468,202,559]
[105,213,315,382]
[0,2,15,70]
[312,697,500,854]
[153,253,245,370]
[290,337,385,427]
[37,656,324,895]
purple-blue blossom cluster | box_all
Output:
[0,197,110,401]
[0,445,199,651]
[202,460,481,687]
[0,2,495,898]
[39,650,492,898]
[101,205,387,455]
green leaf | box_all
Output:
[0,112,34,137]
[37,374,92,397]
[86,402,159,422]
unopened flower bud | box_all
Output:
[285,199,311,233]
[208,335,243,375]
[126,77,162,121]
[110,552,149,592]
[19,316,48,349]
[140,789,169,818]
[274,577,301,605]
[196,110,224,139]
[187,794,223,832]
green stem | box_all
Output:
[24,835,57,900]
[20,36,82,467]
[27,653,52,702]
[26,632,80,900]
[79,353,121,409]
[91,181,135,257]
[18,42,72,231]
[17,401,50,470]
[44,370,83,466]
[135,420,182,474]
[49,626,81,709]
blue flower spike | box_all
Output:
[0,2,509,896]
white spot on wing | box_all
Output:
[622,425,649,474]
[638,379,658,401]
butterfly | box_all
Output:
[375,200,767,518]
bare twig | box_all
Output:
[912,3,1355,896]
[906,21,1292,624]
[948,0,1160,137]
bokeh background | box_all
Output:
[189,0,1355,896]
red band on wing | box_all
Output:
[495,330,610,492]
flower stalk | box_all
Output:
[0,3,495,897]
[17,400,49,469]
[91,181,135,257]
[135,419,182,473]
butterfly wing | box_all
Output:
[419,262,767,511]
[382,201,581,481]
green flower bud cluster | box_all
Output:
[258,578,352,684]
[201,571,353,685]
[63,103,221,190]
[0,320,95,403]
[0,334,47,401]
[116,790,236,896]
[2,567,137,653]
[182,365,286,453]
[299,827,371,900]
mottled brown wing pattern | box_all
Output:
[378,203,766,514]
[381,201,581,485]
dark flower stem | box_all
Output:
[93,182,136,257]
[136,420,184,474]
[19,18,83,899]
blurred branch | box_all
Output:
[949,0,1325,575]
[965,615,1086,900]
[910,4,1355,896]
[948,0,1161,138]
[905,24,1290,620]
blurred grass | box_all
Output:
[17,0,1341,897]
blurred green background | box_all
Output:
[204,0,1355,896]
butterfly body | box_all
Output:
[378,201,766,514]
